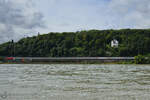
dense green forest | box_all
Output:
[0,29,150,57]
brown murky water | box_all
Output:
[0,64,150,100]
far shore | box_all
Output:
[1,56,150,64]
[0,60,135,64]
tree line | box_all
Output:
[0,29,150,57]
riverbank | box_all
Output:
[0,57,135,64]
[1,56,150,64]
[0,60,134,64]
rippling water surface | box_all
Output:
[0,64,150,100]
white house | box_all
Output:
[111,39,119,47]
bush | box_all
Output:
[145,54,150,64]
[134,55,146,64]
[0,57,5,62]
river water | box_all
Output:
[0,64,150,100]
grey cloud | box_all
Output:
[38,0,150,31]
[0,0,45,43]
[108,0,150,29]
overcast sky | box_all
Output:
[0,0,150,42]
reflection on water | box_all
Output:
[0,64,150,100]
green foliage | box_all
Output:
[134,55,146,64]
[0,29,150,58]
[145,54,150,64]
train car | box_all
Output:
[6,57,14,60]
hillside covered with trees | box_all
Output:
[0,29,150,57]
